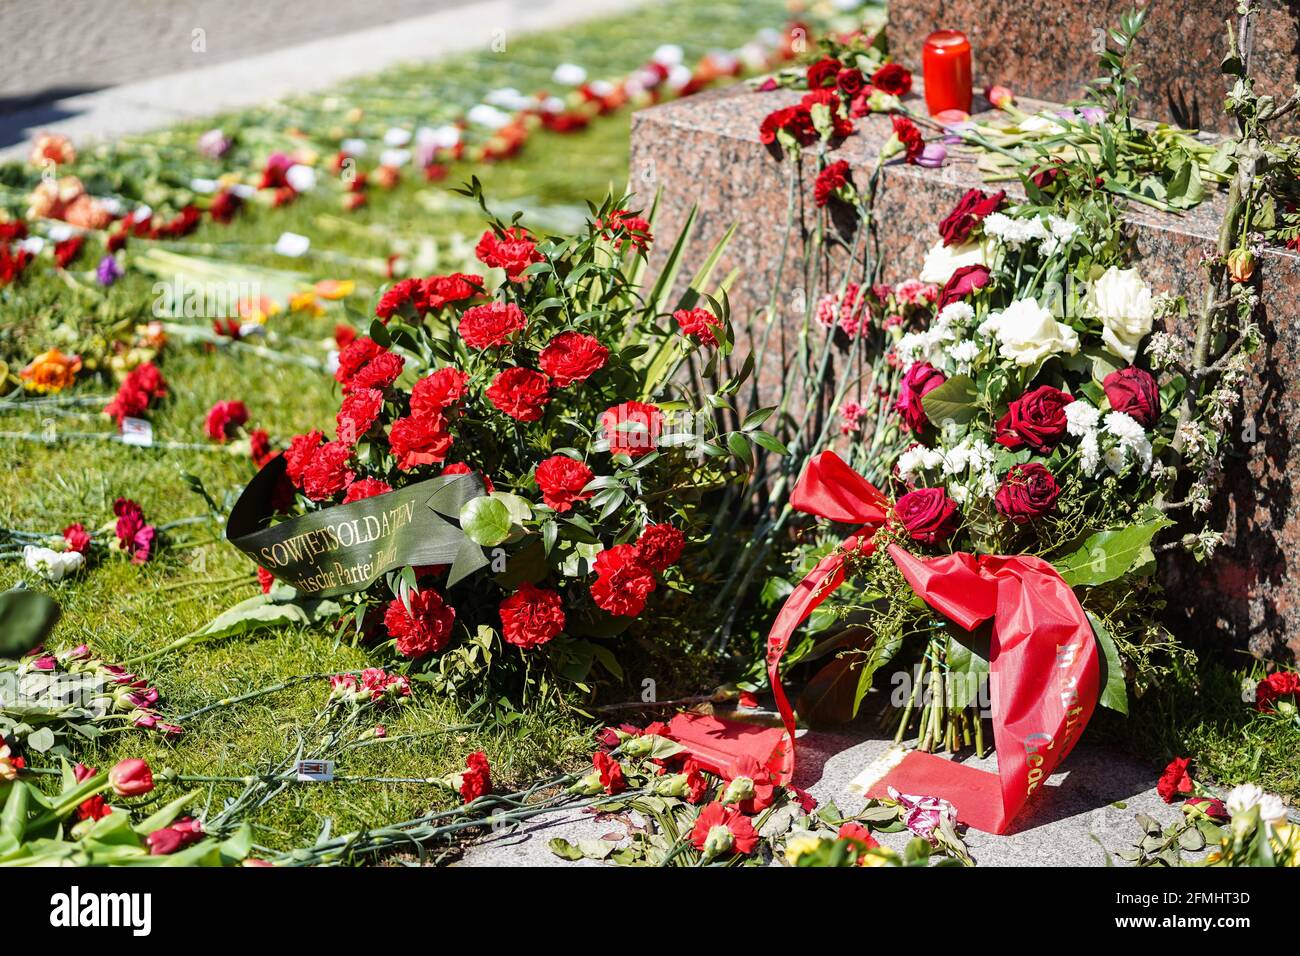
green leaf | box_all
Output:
[548,838,586,861]
[1054,517,1172,587]
[1087,613,1128,715]
[199,592,342,641]
[25,727,56,753]
[920,375,978,427]
[459,497,512,547]
[0,589,61,658]
[741,406,776,431]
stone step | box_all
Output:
[628,84,1300,661]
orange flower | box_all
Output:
[20,348,82,394]
[314,279,355,300]
[30,133,76,168]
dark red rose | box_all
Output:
[535,454,594,513]
[813,159,852,208]
[636,523,685,571]
[835,68,866,97]
[995,385,1072,453]
[938,189,1006,247]
[538,331,608,386]
[871,62,913,97]
[384,588,455,658]
[590,544,656,617]
[935,264,992,310]
[994,463,1062,523]
[1103,367,1160,428]
[805,57,841,89]
[1157,757,1194,804]
[499,582,565,649]
[1030,163,1062,189]
[893,362,946,434]
[894,487,960,544]
[486,367,550,422]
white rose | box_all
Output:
[988,297,1079,366]
[919,239,988,285]
[1087,266,1154,363]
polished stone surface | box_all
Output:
[889,0,1300,136]
[629,83,1300,661]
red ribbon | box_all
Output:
[670,451,1099,834]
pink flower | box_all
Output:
[108,759,154,797]
[887,786,955,843]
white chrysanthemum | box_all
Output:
[895,332,929,371]
[948,484,970,505]
[1079,432,1101,474]
[918,239,988,285]
[1103,410,1146,444]
[989,298,1080,366]
[1064,400,1101,437]
[1226,783,1264,817]
[1258,793,1288,826]
[897,445,943,481]
[947,340,980,374]
[982,212,1048,249]
[1103,445,1126,475]
[937,301,975,327]
[1039,215,1081,256]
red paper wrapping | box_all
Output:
[672,451,1100,834]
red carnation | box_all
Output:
[302,440,355,501]
[535,454,594,513]
[335,337,384,385]
[894,487,960,545]
[249,429,276,467]
[62,523,91,554]
[806,57,841,90]
[996,385,1071,453]
[336,387,384,443]
[104,384,150,425]
[596,209,653,253]
[592,751,627,795]
[411,367,470,416]
[590,544,656,617]
[475,227,542,281]
[872,62,913,97]
[457,751,492,803]
[994,463,1062,523]
[112,498,155,564]
[759,105,817,148]
[601,401,663,458]
[673,307,722,347]
[835,68,866,97]
[801,88,855,139]
[284,430,324,487]
[538,331,608,387]
[689,802,758,857]
[938,189,1005,247]
[388,412,453,471]
[441,462,494,493]
[1102,367,1160,428]
[1157,757,1194,803]
[1255,671,1300,712]
[936,264,992,310]
[384,588,456,658]
[348,350,404,392]
[375,278,421,320]
[891,115,925,163]
[127,363,168,400]
[636,523,685,572]
[343,477,393,504]
[486,367,550,422]
[458,301,527,350]
[204,400,249,442]
[814,159,852,208]
[54,236,85,269]
[893,362,945,434]
[499,582,566,649]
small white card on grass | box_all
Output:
[119,418,153,447]
[295,759,335,782]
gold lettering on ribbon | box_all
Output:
[255,500,418,590]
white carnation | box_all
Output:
[1103,410,1146,444]
[1064,400,1101,437]
[1225,784,1264,818]
[936,301,974,326]
[982,212,1048,249]
[23,545,83,582]
[1079,431,1101,474]
[947,340,980,374]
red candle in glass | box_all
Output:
[922,30,973,116]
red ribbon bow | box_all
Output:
[670,451,1099,834]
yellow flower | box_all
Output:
[20,348,82,394]
[289,291,324,316]
[1270,822,1300,866]
[314,279,355,300]
[237,296,282,325]
[783,833,824,866]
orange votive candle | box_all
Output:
[922,30,972,116]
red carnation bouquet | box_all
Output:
[227,187,775,700]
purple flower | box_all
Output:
[197,128,231,159]
[888,786,957,843]
[96,255,123,287]
[1056,106,1106,124]
[916,143,948,168]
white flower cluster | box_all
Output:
[897,435,999,503]
[894,301,978,373]
[982,211,1080,256]
[1062,399,1153,476]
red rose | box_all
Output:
[499,582,566,649]
[375,278,421,320]
[486,367,551,422]
[284,430,324,487]
[474,227,542,281]
[894,487,960,544]
[348,351,404,392]
[62,523,91,554]
[938,188,1005,247]
[636,523,685,571]
[384,588,456,658]
[813,159,852,208]
[538,331,608,387]
[1103,367,1160,428]
[458,751,492,803]
[342,477,393,503]
[535,454,594,512]
[935,264,992,310]
[1030,163,1062,189]
[891,115,924,163]
[994,463,1062,523]
[601,401,663,458]
[335,388,384,443]
[441,462,493,494]
[996,385,1071,453]
[410,368,469,416]
[302,440,355,501]
[204,400,249,441]
[1157,757,1194,803]
[388,412,452,471]
[458,301,527,350]
[835,68,866,97]
[673,307,722,346]
[421,272,483,310]
[592,751,627,794]
[871,62,913,97]
[590,544,656,617]
[805,56,841,89]
[893,362,945,434]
